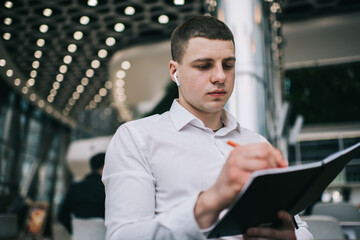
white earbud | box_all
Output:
[174,71,180,86]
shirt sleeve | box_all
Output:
[102,125,206,240]
[294,215,314,240]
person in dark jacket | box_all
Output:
[58,152,105,234]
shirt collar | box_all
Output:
[169,99,204,131]
[169,99,240,133]
[221,107,240,130]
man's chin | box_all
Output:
[204,102,226,113]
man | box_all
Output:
[103,16,313,239]
[58,152,106,234]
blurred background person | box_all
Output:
[58,153,106,234]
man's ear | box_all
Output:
[169,60,178,84]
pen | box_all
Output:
[227,140,238,148]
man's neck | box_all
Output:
[176,99,224,131]
[191,109,223,131]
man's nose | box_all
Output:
[211,66,226,83]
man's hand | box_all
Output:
[243,211,297,240]
[194,143,288,229]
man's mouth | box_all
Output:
[208,89,227,97]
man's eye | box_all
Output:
[223,64,234,70]
[197,65,210,70]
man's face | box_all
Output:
[173,37,236,117]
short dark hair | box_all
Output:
[90,153,105,171]
[171,15,234,63]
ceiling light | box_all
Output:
[106,37,116,46]
[174,0,185,5]
[4,18,12,25]
[36,39,45,47]
[99,88,107,96]
[30,70,37,78]
[63,109,69,116]
[115,87,124,95]
[87,0,98,7]
[98,49,107,58]
[117,94,126,102]
[73,31,83,40]
[114,23,125,32]
[30,93,36,101]
[77,85,84,93]
[86,69,94,77]
[81,77,89,85]
[6,69,13,77]
[275,36,283,44]
[59,65,67,73]
[68,98,76,105]
[116,70,126,78]
[32,61,40,69]
[39,24,49,33]
[56,74,64,82]
[63,55,72,64]
[34,50,42,58]
[53,81,60,89]
[270,2,281,13]
[73,92,80,99]
[94,94,102,102]
[273,21,281,29]
[50,89,57,96]
[46,106,53,113]
[68,44,77,53]
[158,15,169,24]
[0,59,6,67]
[104,107,112,116]
[124,6,135,15]
[22,86,28,94]
[38,100,45,108]
[115,79,125,87]
[121,61,131,70]
[4,1,13,8]
[27,78,35,86]
[80,16,90,25]
[14,78,21,86]
[43,8,53,17]
[3,33,11,40]
[89,100,97,108]
[91,59,100,68]
[105,81,112,89]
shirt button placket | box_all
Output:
[213,134,226,158]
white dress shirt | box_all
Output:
[102,100,313,240]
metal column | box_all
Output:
[218,0,278,138]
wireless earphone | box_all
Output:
[174,71,180,86]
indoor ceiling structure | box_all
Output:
[0,0,207,132]
[0,0,360,136]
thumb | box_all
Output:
[278,211,295,230]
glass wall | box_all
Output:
[0,78,71,234]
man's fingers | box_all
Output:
[278,211,295,230]
[273,148,288,168]
[245,227,281,240]
[236,159,271,171]
[234,143,287,169]
[244,211,296,240]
